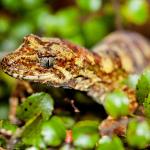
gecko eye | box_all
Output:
[39,57,55,68]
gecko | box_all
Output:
[1,31,150,113]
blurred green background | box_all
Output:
[0,0,150,119]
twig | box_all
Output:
[64,98,80,113]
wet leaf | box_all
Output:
[41,116,66,147]
[22,0,44,10]
[127,119,150,148]
[0,120,17,133]
[144,94,150,118]
[72,120,99,149]
[59,144,74,150]
[21,115,45,148]
[56,8,80,38]
[136,70,150,104]
[10,21,34,40]
[0,137,6,148]
[122,0,149,25]
[1,0,21,11]
[104,90,129,118]
[125,74,139,89]
[82,17,109,47]
[17,92,54,121]
[59,116,75,129]
[0,104,9,120]
[96,136,124,150]
[0,17,10,34]
[77,0,102,12]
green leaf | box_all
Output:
[21,0,44,10]
[0,120,17,133]
[1,0,21,11]
[143,94,150,118]
[73,120,99,132]
[82,17,109,47]
[76,0,102,12]
[60,144,74,150]
[25,147,39,150]
[0,137,6,148]
[0,104,9,119]
[21,115,45,148]
[104,90,129,118]
[136,70,150,104]
[17,92,54,121]
[127,119,150,148]
[58,116,75,129]
[68,34,85,46]
[122,0,149,25]
[1,37,19,52]
[41,116,66,147]
[10,21,34,40]
[124,74,139,89]
[72,120,99,149]
[38,13,58,36]
[96,136,124,150]
[56,8,80,37]
[0,17,10,34]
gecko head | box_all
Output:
[1,34,94,87]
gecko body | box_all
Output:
[1,31,150,107]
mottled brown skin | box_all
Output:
[1,31,150,109]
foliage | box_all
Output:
[1,77,150,149]
[96,136,124,150]
[1,0,150,149]
[0,120,17,133]
[127,119,150,148]
[41,116,66,147]
[104,90,129,118]
[121,0,149,25]
[136,70,150,104]
[72,120,100,149]
[143,93,150,118]
[20,115,45,148]
[16,92,54,121]
[0,0,149,52]
[124,74,139,89]
[76,0,102,12]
